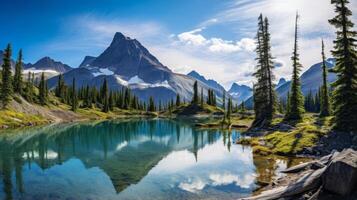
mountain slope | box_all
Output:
[187,70,226,92]
[25,57,72,73]
[245,58,337,108]
[48,32,226,103]
[228,83,253,103]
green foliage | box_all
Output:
[101,78,109,113]
[285,14,305,121]
[175,94,181,107]
[148,96,155,112]
[38,72,47,105]
[192,81,199,104]
[329,0,357,131]
[252,14,277,127]
[320,40,331,117]
[1,44,13,108]
[13,49,23,95]
[71,78,78,112]
[206,89,216,106]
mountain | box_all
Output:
[276,78,287,88]
[244,58,337,108]
[276,58,336,100]
[228,83,253,103]
[187,70,225,92]
[79,56,96,68]
[24,56,72,74]
[48,32,226,103]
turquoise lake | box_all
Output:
[0,119,306,200]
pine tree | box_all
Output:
[71,78,78,112]
[263,17,277,119]
[227,98,232,122]
[200,87,204,107]
[38,72,47,105]
[24,72,34,102]
[222,89,226,111]
[55,74,65,99]
[320,40,331,116]
[176,94,181,107]
[1,44,13,108]
[285,13,305,121]
[192,81,199,104]
[13,49,23,94]
[329,0,357,131]
[148,96,155,112]
[101,79,109,113]
[252,14,276,127]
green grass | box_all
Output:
[0,109,49,128]
[239,114,332,156]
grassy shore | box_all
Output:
[237,114,333,156]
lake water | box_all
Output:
[0,119,306,200]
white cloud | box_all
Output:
[209,173,256,189]
[178,179,206,193]
[177,28,208,46]
[176,28,255,54]
[205,0,357,81]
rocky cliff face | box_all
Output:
[48,32,226,103]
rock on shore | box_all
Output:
[241,148,357,200]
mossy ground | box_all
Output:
[238,114,333,156]
[0,109,49,128]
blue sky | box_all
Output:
[1,0,356,88]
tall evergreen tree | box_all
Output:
[252,14,276,127]
[101,79,109,113]
[176,94,181,107]
[263,17,277,119]
[200,87,204,107]
[222,89,226,111]
[1,44,13,108]
[329,0,357,131]
[227,98,232,122]
[39,72,47,105]
[148,96,155,112]
[192,81,199,104]
[71,78,78,112]
[320,40,331,116]
[285,13,305,121]
[13,49,23,94]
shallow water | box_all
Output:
[0,119,306,200]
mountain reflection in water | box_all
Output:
[0,119,307,200]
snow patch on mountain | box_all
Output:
[92,68,115,77]
[23,68,60,75]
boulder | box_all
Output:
[322,148,357,196]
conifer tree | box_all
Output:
[176,94,181,107]
[222,89,226,111]
[13,49,23,94]
[101,79,109,113]
[200,87,204,107]
[192,81,199,104]
[24,72,34,102]
[55,74,65,99]
[252,14,276,127]
[285,13,305,121]
[148,96,155,112]
[71,78,78,112]
[39,73,47,105]
[329,0,357,131]
[227,98,232,122]
[320,39,331,116]
[1,44,13,108]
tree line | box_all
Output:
[252,0,357,132]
